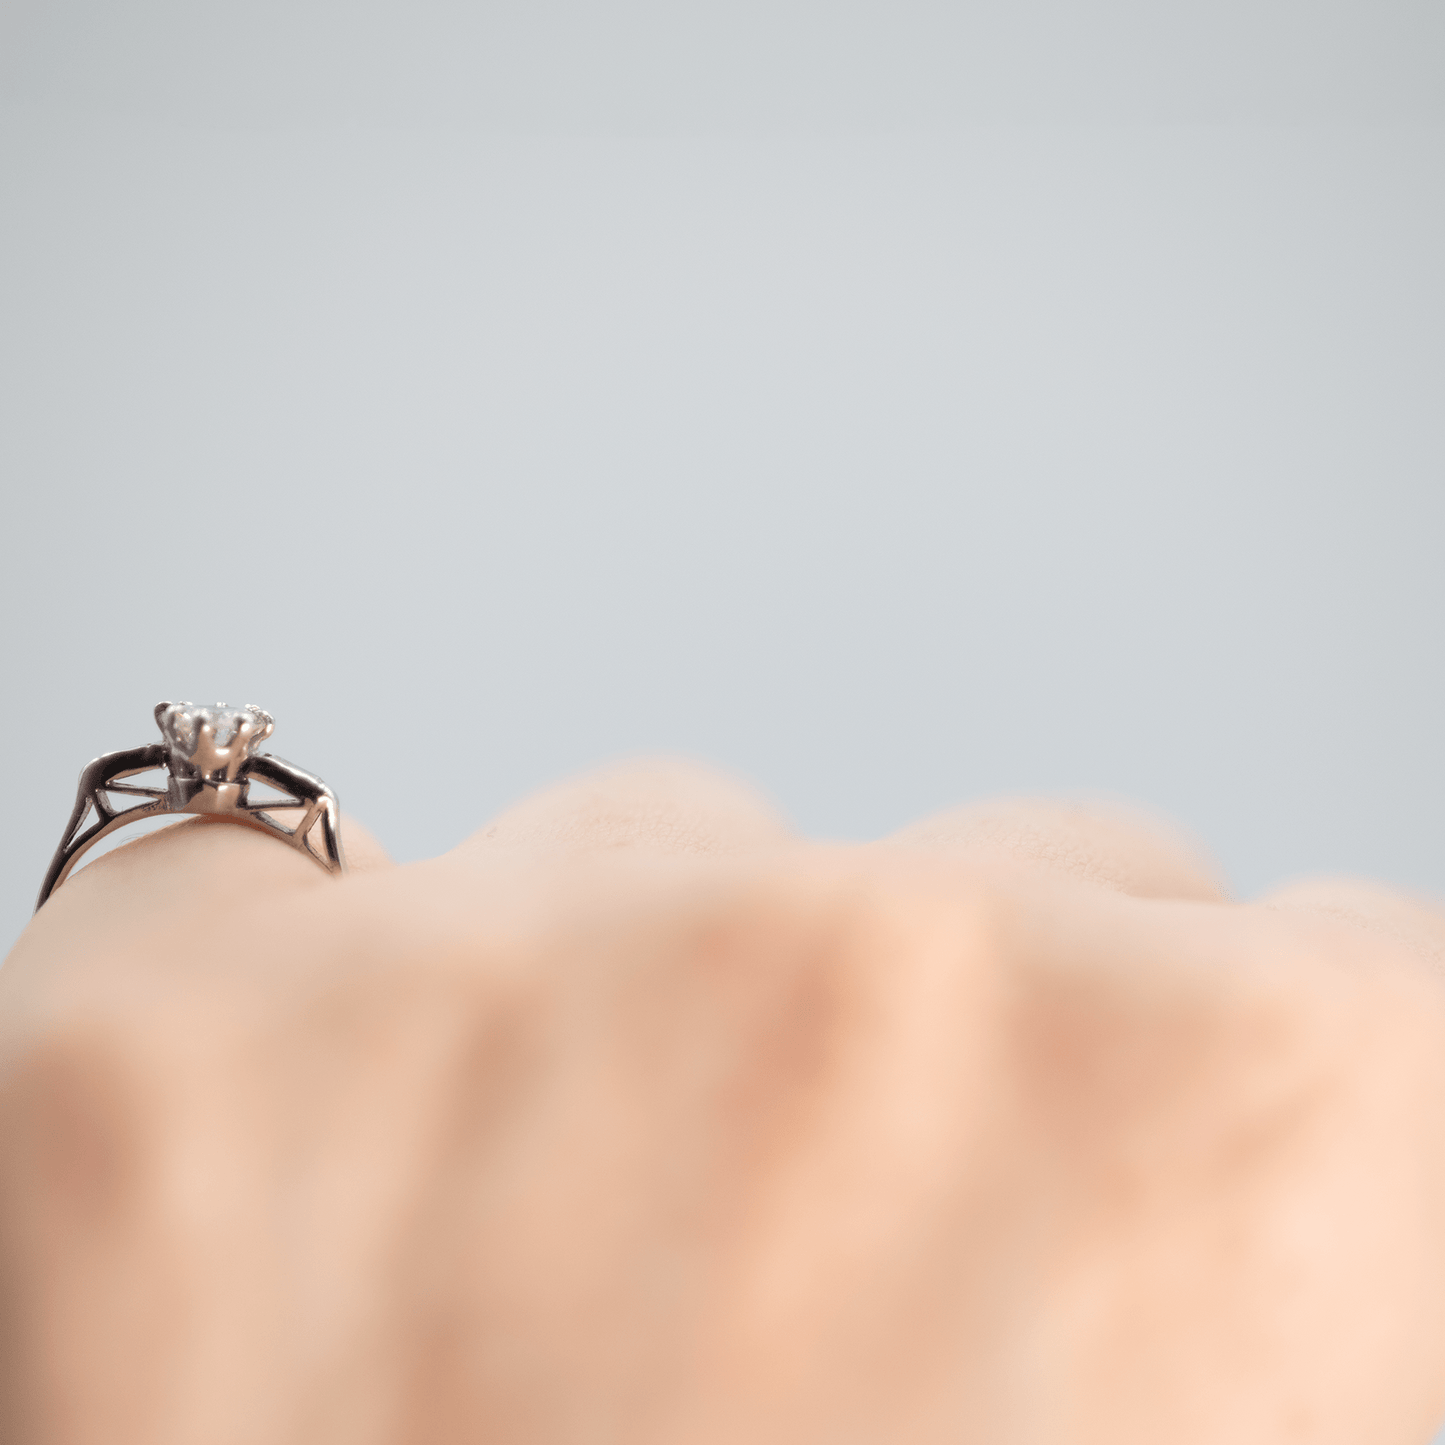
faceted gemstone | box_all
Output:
[157,702,272,768]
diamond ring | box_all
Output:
[36,702,346,911]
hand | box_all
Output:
[3,762,1443,1445]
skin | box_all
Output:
[0,762,1442,1445]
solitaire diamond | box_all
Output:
[157,702,273,775]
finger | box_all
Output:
[332,813,391,874]
[884,796,1227,902]
[1255,877,1445,973]
[5,813,390,996]
[454,758,792,864]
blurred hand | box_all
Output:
[2,763,1443,1445]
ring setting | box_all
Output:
[36,701,346,910]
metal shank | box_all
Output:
[36,743,346,911]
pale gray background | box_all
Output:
[1,3,1443,1437]
[2,5,1443,939]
